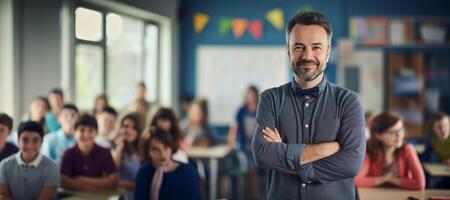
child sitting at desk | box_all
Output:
[60,114,118,192]
[421,111,450,188]
[0,121,59,200]
[421,112,450,165]
[134,127,200,200]
[355,112,425,190]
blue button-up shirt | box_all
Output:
[41,128,76,164]
[252,79,366,200]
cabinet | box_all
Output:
[348,16,450,139]
[386,52,425,138]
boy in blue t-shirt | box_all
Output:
[0,121,59,200]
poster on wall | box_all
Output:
[197,45,289,125]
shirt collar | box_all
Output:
[75,143,99,157]
[16,152,43,167]
[57,128,75,139]
[290,76,327,97]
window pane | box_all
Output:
[75,7,102,41]
[106,13,144,110]
[144,24,159,103]
[75,44,103,110]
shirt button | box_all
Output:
[305,124,309,128]
[301,183,306,187]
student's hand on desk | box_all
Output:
[262,127,282,143]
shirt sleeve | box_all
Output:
[101,148,117,175]
[252,91,306,173]
[296,94,366,183]
[41,135,52,159]
[44,159,60,187]
[399,144,426,190]
[0,160,8,184]
[60,150,73,176]
[181,165,201,200]
[134,167,150,200]
[354,155,378,187]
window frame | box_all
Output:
[73,1,161,110]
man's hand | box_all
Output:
[262,127,282,143]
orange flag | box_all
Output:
[249,20,263,39]
[232,19,248,38]
[194,13,209,33]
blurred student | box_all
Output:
[421,111,450,188]
[0,113,18,161]
[0,121,59,200]
[92,94,109,117]
[421,112,450,164]
[126,82,151,121]
[355,112,425,190]
[60,114,118,191]
[149,107,187,163]
[41,104,79,164]
[113,113,143,199]
[365,111,375,140]
[227,85,260,199]
[9,97,49,144]
[135,82,151,110]
[46,88,64,132]
[95,106,118,148]
[179,95,194,121]
[182,99,216,148]
[24,96,49,131]
[134,128,200,200]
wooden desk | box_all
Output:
[57,189,121,200]
[357,187,450,200]
[424,163,450,177]
[187,145,231,200]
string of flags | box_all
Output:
[193,6,313,39]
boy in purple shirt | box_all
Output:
[0,113,18,161]
[60,114,118,191]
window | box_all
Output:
[74,6,159,111]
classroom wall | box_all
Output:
[179,0,450,99]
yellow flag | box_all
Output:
[266,8,284,30]
[194,13,209,33]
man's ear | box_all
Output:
[326,46,331,63]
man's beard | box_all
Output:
[292,59,325,82]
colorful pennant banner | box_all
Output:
[194,13,209,33]
[249,20,263,39]
[266,8,284,30]
[232,19,248,38]
[218,17,232,36]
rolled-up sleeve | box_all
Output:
[252,91,305,173]
[297,94,366,183]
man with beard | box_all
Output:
[252,11,365,200]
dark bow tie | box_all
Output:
[295,87,319,98]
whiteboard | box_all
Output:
[197,45,289,125]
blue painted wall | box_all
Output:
[179,0,450,98]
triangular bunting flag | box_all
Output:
[249,20,263,39]
[218,17,232,36]
[266,8,284,30]
[193,13,209,33]
[232,19,248,39]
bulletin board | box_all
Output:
[197,45,289,125]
